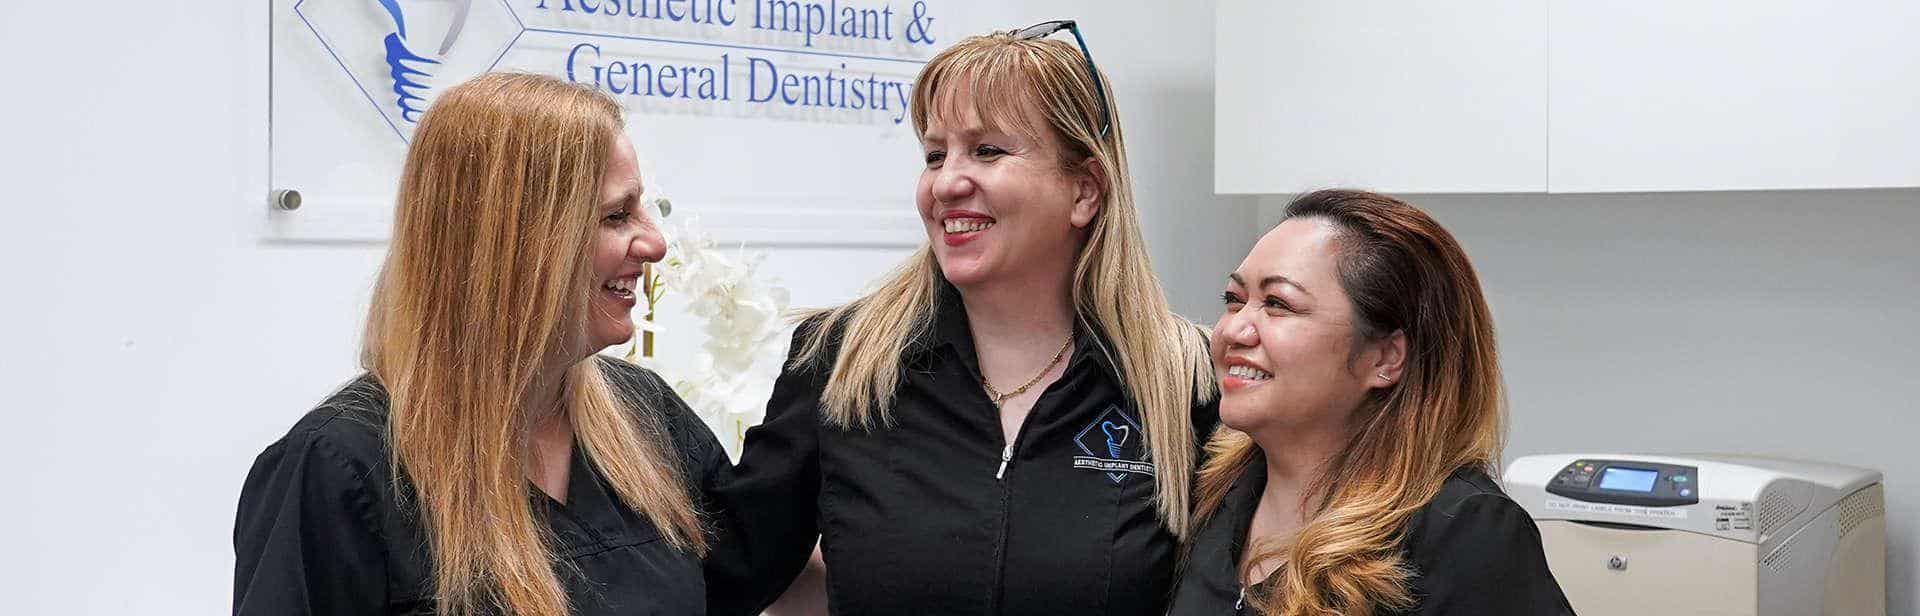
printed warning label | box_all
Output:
[1544,499,1689,520]
[1714,502,1753,531]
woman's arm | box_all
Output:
[763,542,829,616]
[703,325,832,616]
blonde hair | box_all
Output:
[793,31,1216,537]
[362,72,705,616]
[1192,190,1506,615]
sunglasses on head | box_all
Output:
[1012,20,1112,139]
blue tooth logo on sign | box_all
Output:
[295,0,516,142]
[1074,406,1153,483]
[374,0,452,124]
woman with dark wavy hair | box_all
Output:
[1169,190,1573,615]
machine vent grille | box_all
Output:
[1755,481,1810,539]
[1761,538,1794,572]
[1837,484,1885,537]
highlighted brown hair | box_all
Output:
[1194,189,1505,615]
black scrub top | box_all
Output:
[1168,464,1575,615]
[704,282,1219,616]
[232,358,729,615]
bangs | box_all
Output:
[911,39,1053,145]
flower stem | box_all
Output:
[642,262,657,358]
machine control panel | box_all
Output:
[1544,459,1700,507]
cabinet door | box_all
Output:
[1215,0,1546,194]
[1549,0,1920,192]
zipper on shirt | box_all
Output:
[987,380,1035,481]
[988,394,1036,615]
[978,337,1074,613]
[989,469,1014,615]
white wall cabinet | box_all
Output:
[1548,0,1920,192]
[1215,0,1547,194]
[1217,0,1920,194]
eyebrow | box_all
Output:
[1228,272,1313,297]
[603,183,640,208]
[922,123,995,142]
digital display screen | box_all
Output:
[1598,467,1659,492]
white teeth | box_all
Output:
[1227,365,1272,380]
[604,277,637,293]
[943,219,995,233]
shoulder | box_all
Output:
[1396,468,1575,614]
[598,354,672,400]
[243,375,392,499]
[275,375,390,464]
[790,310,848,360]
[1400,467,1542,568]
[1428,466,1511,512]
[594,357,725,464]
[596,356,702,432]
[794,310,840,339]
[778,311,849,386]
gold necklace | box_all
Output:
[981,337,1073,406]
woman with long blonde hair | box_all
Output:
[704,21,1216,616]
[234,72,726,615]
[1167,190,1571,615]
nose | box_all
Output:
[1218,305,1259,349]
[629,221,667,264]
[930,160,978,204]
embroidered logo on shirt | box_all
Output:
[1072,405,1154,483]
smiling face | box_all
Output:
[583,133,665,355]
[915,91,1101,290]
[1210,218,1402,439]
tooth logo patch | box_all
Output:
[1073,405,1152,483]
[1102,422,1129,458]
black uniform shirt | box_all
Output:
[705,282,1219,615]
[232,358,729,615]
[1167,464,1576,615]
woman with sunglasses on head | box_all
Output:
[233,73,730,615]
[1168,190,1573,615]
[704,22,1218,616]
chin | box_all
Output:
[588,323,634,353]
[1216,395,1272,433]
[941,268,989,288]
[935,255,994,287]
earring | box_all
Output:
[1379,373,1391,382]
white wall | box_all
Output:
[0,1,1251,614]
[1262,189,1919,615]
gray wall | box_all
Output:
[1263,188,1919,614]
